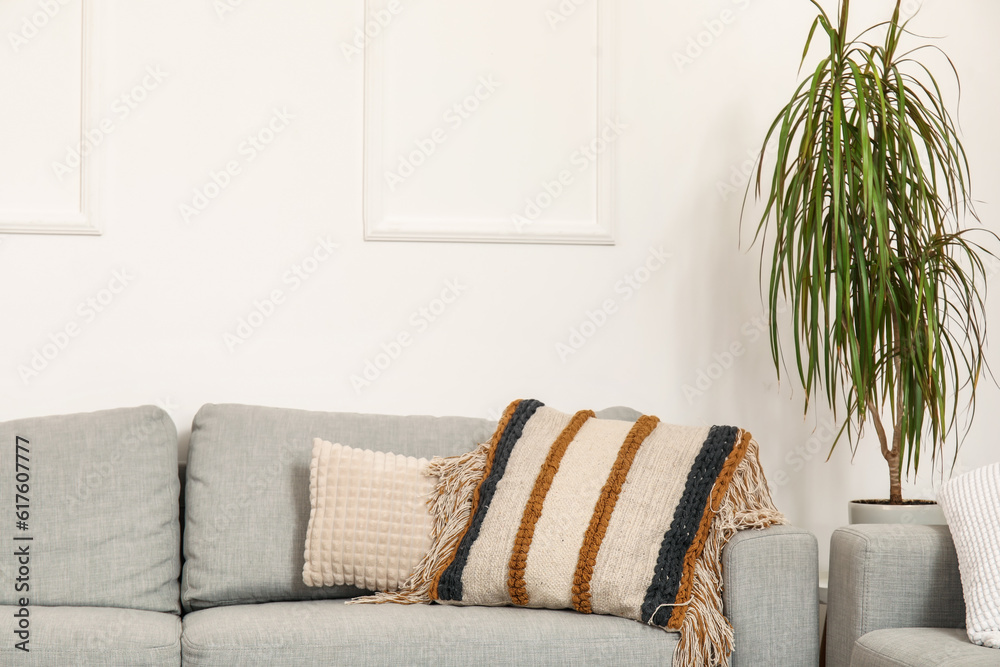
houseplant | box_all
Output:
[748,0,993,513]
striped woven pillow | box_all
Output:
[359,399,784,667]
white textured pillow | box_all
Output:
[938,462,1000,649]
[303,439,436,592]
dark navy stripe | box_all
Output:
[436,398,544,601]
[641,425,738,625]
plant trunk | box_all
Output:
[868,398,904,504]
[884,443,903,504]
[886,311,904,505]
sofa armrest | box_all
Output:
[723,525,819,667]
[825,524,965,667]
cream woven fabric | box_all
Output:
[303,439,435,592]
[939,462,1000,649]
[360,400,786,667]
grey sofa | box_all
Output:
[826,524,999,666]
[1,404,820,666]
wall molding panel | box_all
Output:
[0,0,100,235]
[363,0,616,244]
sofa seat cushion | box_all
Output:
[180,599,676,666]
[852,627,1000,666]
[0,606,181,666]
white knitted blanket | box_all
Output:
[938,462,1000,649]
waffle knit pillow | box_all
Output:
[360,399,784,667]
[938,463,1000,649]
[303,439,436,592]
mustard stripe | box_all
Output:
[571,415,660,613]
[507,409,594,606]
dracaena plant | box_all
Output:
[748,0,993,503]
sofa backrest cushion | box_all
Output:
[0,406,181,613]
[181,403,639,611]
[181,404,496,611]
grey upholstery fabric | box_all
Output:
[178,525,816,666]
[182,404,496,611]
[723,525,819,666]
[181,403,638,612]
[0,605,181,666]
[826,525,965,667]
[180,402,815,666]
[851,628,1000,666]
[0,407,181,613]
[592,405,643,422]
[180,599,677,666]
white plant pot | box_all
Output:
[848,500,946,525]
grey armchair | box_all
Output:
[826,524,999,666]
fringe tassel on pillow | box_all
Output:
[349,442,490,605]
[355,431,785,667]
[673,436,786,667]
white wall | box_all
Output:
[2,0,999,579]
